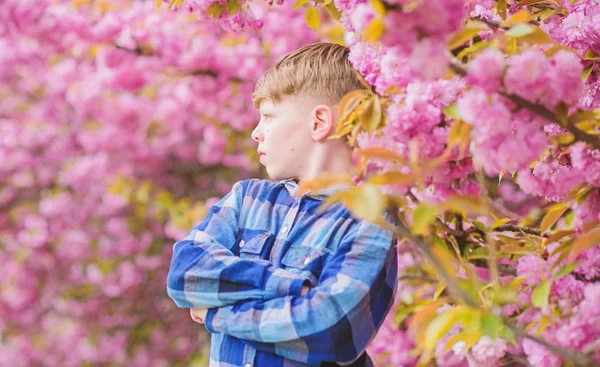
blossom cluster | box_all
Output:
[1,0,318,365]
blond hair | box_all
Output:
[252,42,366,109]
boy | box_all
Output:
[166,42,398,367]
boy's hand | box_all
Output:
[301,284,311,296]
[190,308,208,324]
[191,285,310,324]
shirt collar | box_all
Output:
[279,178,353,200]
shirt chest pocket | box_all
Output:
[238,231,272,260]
[280,245,330,284]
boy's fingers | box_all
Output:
[190,308,206,324]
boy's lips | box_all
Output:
[257,150,265,157]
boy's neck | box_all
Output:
[297,142,354,183]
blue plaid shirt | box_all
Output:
[167,178,398,367]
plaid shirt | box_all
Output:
[167,178,398,367]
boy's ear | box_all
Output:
[310,104,335,142]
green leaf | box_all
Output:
[443,102,460,120]
[531,281,550,309]
[500,326,516,345]
[305,7,320,31]
[293,0,309,9]
[472,220,487,232]
[552,262,580,281]
[411,204,438,236]
[481,313,502,339]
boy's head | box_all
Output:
[251,42,366,182]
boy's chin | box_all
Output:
[265,167,296,181]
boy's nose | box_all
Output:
[251,127,263,142]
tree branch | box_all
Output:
[450,60,600,150]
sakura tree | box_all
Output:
[0,0,318,365]
[165,0,600,365]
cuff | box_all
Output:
[289,278,311,297]
[204,308,220,334]
[265,274,311,299]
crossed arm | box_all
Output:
[166,181,312,309]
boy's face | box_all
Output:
[251,96,316,181]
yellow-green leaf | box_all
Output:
[360,96,383,132]
[411,204,438,236]
[206,3,225,19]
[582,64,594,82]
[481,313,502,339]
[443,102,460,120]
[506,23,535,38]
[324,3,342,21]
[443,196,485,216]
[344,184,388,223]
[444,330,482,351]
[501,326,516,345]
[370,0,387,15]
[531,281,550,309]
[540,203,569,234]
[447,21,489,50]
[571,227,600,257]
[584,49,600,61]
[492,218,512,229]
[505,9,532,24]
[569,110,597,124]
[293,0,309,9]
[368,172,415,186]
[433,283,446,301]
[355,147,405,162]
[552,261,580,281]
[424,308,464,351]
[546,229,575,244]
[496,0,507,20]
[226,0,242,14]
[305,7,320,31]
[364,19,384,41]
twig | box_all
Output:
[495,224,544,237]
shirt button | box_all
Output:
[281,225,288,234]
[303,257,310,265]
[239,240,245,248]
